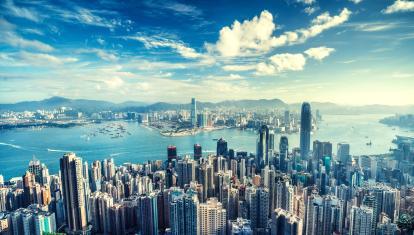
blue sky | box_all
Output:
[0,0,413,105]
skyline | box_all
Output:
[1,0,414,105]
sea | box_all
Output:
[1,114,413,180]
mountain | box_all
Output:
[122,99,288,112]
[0,97,148,113]
[1,96,414,115]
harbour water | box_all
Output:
[0,114,413,180]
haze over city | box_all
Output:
[1,0,414,105]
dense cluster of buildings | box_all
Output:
[0,102,413,234]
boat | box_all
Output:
[366,141,372,146]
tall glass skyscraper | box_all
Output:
[60,153,88,233]
[257,125,269,167]
[300,102,312,160]
[190,98,197,127]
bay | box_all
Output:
[1,114,413,180]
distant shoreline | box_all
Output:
[144,123,229,137]
[0,120,93,130]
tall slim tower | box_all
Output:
[60,153,88,233]
[300,102,312,160]
[257,125,270,166]
[190,98,197,128]
[279,136,289,173]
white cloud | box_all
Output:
[18,51,78,66]
[213,10,276,57]
[104,77,124,89]
[207,74,244,81]
[128,35,203,59]
[2,0,41,22]
[304,7,318,15]
[256,53,307,75]
[222,64,257,71]
[78,49,118,62]
[297,0,316,5]
[2,32,54,52]
[143,0,202,18]
[0,18,54,52]
[349,0,363,4]
[208,8,351,57]
[21,28,44,36]
[129,59,188,70]
[383,0,414,14]
[97,38,105,45]
[353,22,400,32]
[304,47,335,60]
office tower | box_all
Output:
[194,144,202,160]
[169,189,199,235]
[239,158,246,182]
[60,153,88,233]
[198,163,209,201]
[168,145,178,162]
[300,102,311,159]
[279,136,289,173]
[304,194,323,235]
[246,186,269,231]
[197,112,208,128]
[269,130,275,150]
[28,157,49,185]
[191,98,197,127]
[284,110,290,126]
[199,198,226,235]
[34,212,57,234]
[102,158,115,181]
[321,195,343,235]
[350,206,374,235]
[337,143,350,163]
[139,192,158,235]
[313,140,332,160]
[368,185,401,223]
[109,203,126,234]
[228,218,253,234]
[274,179,294,213]
[271,208,303,235]
[0,188,7,212]
[22,171,35,206]
[376,213,400,235]
[88,192,113,234]
[90,160,102,192]
[382,188,400,222]
[176,158,196,188]
[257,125,269,166]
[217,138,228,157]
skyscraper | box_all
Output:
[191,98,197,128]
[279,136,289,173]
[246,186,269,232]
[300,102,311,160]
[139,192,159,235]
[168,145,178,162]
[217,138,228,157]
[271,208,303,235]
[176,158,196,188]
[337,143,350,163]
[257,125,270,166]
[194,144,202,160]
[60,153,88,233]
[350,206,373,235]
[199,198,226,235]
[169,189,199,235]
